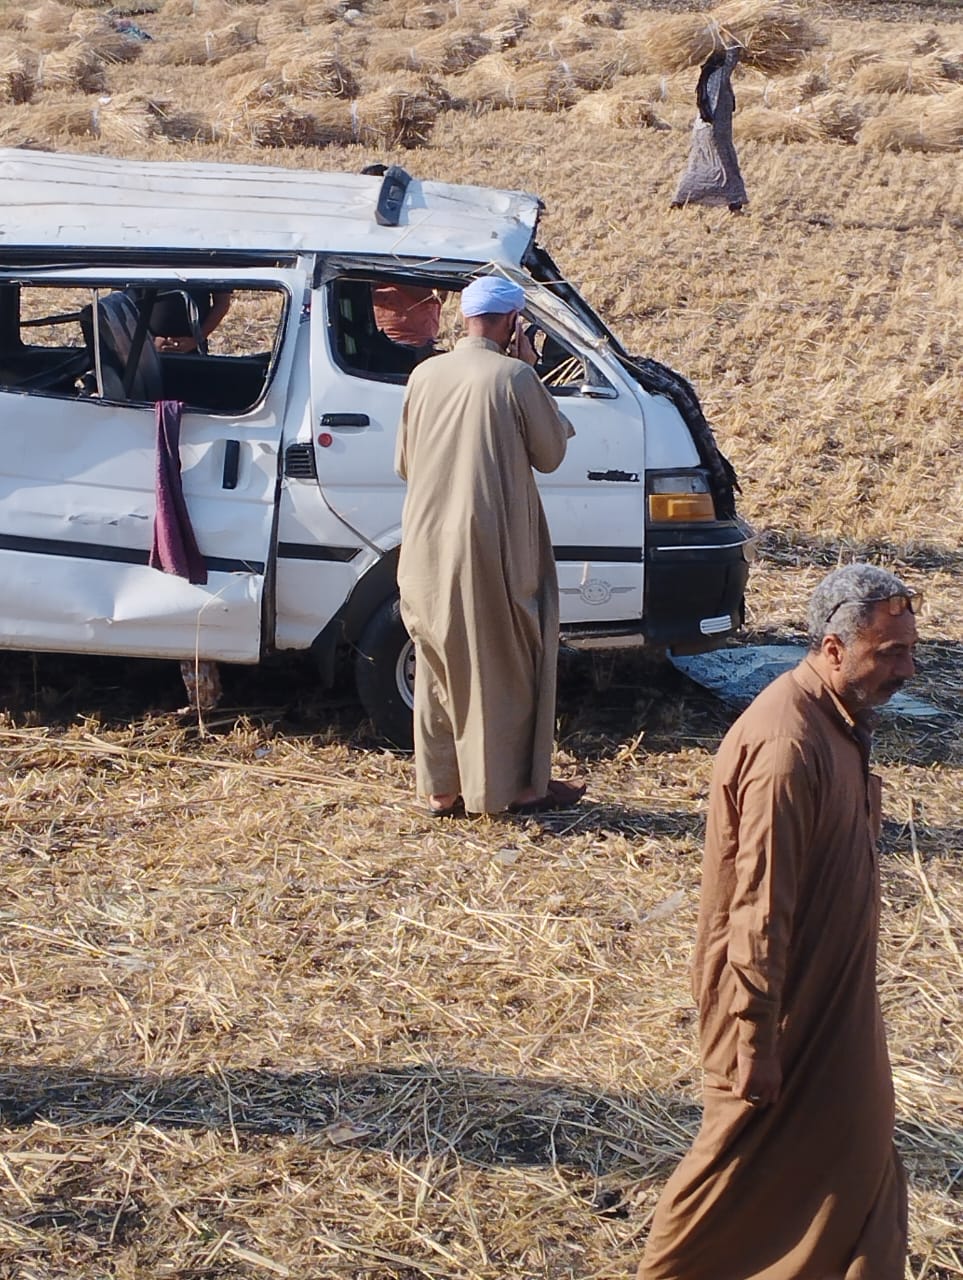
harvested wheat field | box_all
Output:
[1,0,962,1276]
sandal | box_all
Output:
[507,778,586,815]
[426,796,465,819]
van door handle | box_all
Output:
[320,413,370,429]
[222,439,240,489]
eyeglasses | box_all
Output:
[824,591,921,626]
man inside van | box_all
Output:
[128,286,232,355]
[395,275,585,818]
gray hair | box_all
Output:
[807,563,912,649]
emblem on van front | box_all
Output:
[560,580,633,606]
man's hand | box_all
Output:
[515,327,538,366]
[154,335,198,354]
[736,1050,781,1107]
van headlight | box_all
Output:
[647,472,715,523]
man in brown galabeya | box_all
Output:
[639,562,918,1280]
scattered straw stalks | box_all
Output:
[859,86,963,153]
[642,0,826,75]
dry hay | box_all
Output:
[66,12,145,64]
[233,100,346,148]
[151,21,257,67]
[642,0,826,76]
[23,1,73,35]
[859,86,963,152]
[581,3,625,30]
[255,5,308,42]
[446,51,518,110]
[402,4,450,30]
[852,56,953,97]
[0,7,26,33]
[569,83,669,130]
[0,44,39,105]
[147,99,216,141]
[354,83,440,147]
[93,91,158,144]
[37,42,108,94]
[0,98,95,143]
[560,32,647,91]
[938,52,963,84]
[368,28,491,76]
[805,90,869,144]
[263,49,359,99]
[735,103,822,142]
[507,62,579,110]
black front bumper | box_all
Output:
[643,520,753,652]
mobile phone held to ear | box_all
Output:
[511,316,522,358]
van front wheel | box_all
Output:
[354,595,415,749]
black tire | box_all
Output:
[354,594,415,749]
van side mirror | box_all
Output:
[579,382,617,399]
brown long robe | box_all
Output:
[395,335,572,814]
[639,657,907,1280]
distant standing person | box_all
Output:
[395,275,584,818]
[638,563,917,1280]
[671,46,747,212]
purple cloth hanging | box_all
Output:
[149,399,207,585]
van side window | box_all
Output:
[328,277,446,383]
[0,283,286,414]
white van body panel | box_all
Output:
[642,394,701,469]
[0,264,304,660]
[0,150,540,269]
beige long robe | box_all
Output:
[639,658,907,1280]
[395,335,572,813]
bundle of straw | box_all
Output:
[852,57,951,97]
[255,7,306,43]
[859,87,963,153]
[938,52,963,83]
[447,53,517,110]
[67,14,144,65]
[582,5,625,30]
[1,99,95,141]
[93,92,158,144]
[507,64,578,111]
[38,42,108,94]
[402,5,449,30]
[354,84,440,147]
[569,86,669,129]
[563,36,645,91]
[736,104,821,142]
[411,29,492,74]
[642,0,825,75]
[228,100,338,147]
[157,21,257,67]
[0,8,26,33]
[806,91,868,144]
[0,45,39,104]
[24,1,72,35]
[266,52,359,99]
[148,100,216,142]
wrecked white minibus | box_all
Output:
[0,149,753,743]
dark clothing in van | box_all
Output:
[131,287,217,339]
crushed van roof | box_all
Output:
[0,149,542,267]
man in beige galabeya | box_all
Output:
[395,275,585,818]
[639,562,918,1280]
